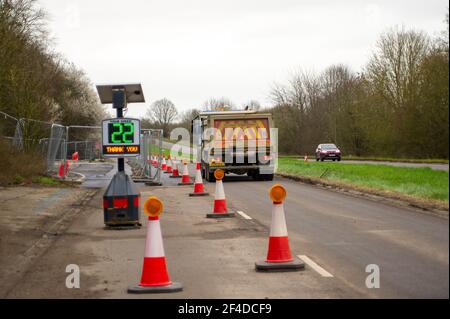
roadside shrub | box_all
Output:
[0,140,46,186]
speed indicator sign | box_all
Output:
[102,118,141,157]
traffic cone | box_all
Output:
[72,151,79,161]
[206,169,234,218]
[58,162,64,177]
[169,159,181,178]
[165,157,173,174]
[255,184,304,271]
[189,163,209,197]
[128,196,183,294]
[65,160,70,176]
[161,157,167,171]
[178,161,193,186]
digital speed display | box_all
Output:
[102,118,141,157]
[108,122,135,144]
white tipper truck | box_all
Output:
[192,110,275,182]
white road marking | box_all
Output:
[298,255,334,277]
[236,210,252,220]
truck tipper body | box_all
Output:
[192,110,275,181]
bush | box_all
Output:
[0,140,46,186]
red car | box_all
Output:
[315,144,341,161]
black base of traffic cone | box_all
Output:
[255,258,305,272]
[104,223,141,230]
[189,192,209,197]
[178,182,194,186]
[127,282,183,294]
[169,176,182,179]
[206,212,235,219]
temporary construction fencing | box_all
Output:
[130,129,163,185]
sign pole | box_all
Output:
[96,83,145,229]
[116,100,125,172]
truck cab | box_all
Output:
[192,110,275,181]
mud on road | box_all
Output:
[0,185,97,298]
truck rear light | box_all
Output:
[133,196,139,207]
[103,199,109,208]
[113,198,128,209]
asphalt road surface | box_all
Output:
[154,162,449,298]
[4,160,447,298]
[220,174,448,298]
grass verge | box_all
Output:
[149,144,193,161]
[279,154,448,164]
[277,157,449,205]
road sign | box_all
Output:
[102,118,141,157]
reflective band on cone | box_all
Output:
[206,177,234,218]
[170,160,181,178]
[58,163,64,177]
[189,163,209,196]
[255,185,304,272]
[128,214,183,293]
[139,217,171,287]
[178,163,193,185]
[266,204,292,262]
[165,159,172,173]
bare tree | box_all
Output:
[366,27,430,110]
[203,97,235,111]
[146,98,178,136]
[178,108,200,130]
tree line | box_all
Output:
[270,21,449,158]
[0,0,106,145]
[147,13,448,159]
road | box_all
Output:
[160,164,449,298]
[3,160,448,298]
[220,174,449,298]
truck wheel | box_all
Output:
[263,174,274,181]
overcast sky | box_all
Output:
[39,0,448,118]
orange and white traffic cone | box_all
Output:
[161,157,167,171]
[169,158,181,178]
[178,161,193,186]
[128,196,183,293]
[255,184,304,271]
[206,169,235,218]
[189,163,209,197]
[65,160,70,176]
[58,162,64,177]
[165,157,173,174]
